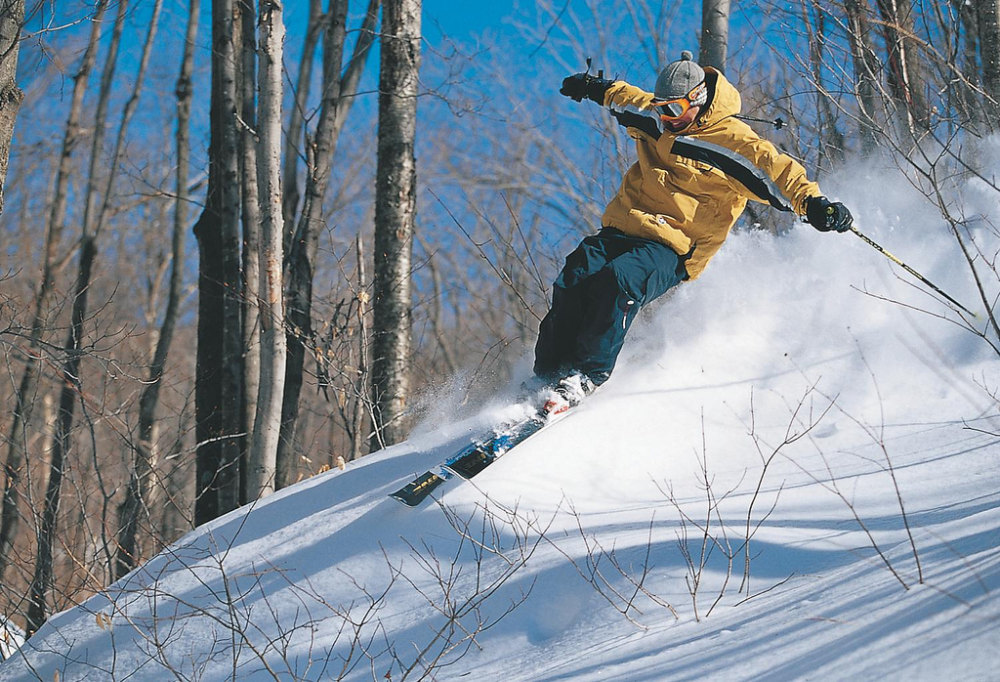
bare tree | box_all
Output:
[371,0,421,448]
[0,0,108,588]
[26,0,136,633]
[237,0,261,497]
[844,0,882,152]
[801,1,845,169]
[23,243,96,637]
[246,0,286,498]
[701,0,730,72]
[977,0,1000,121]
[279,0,379,486]
[194,0,245,525]
[351,235,372,461]
[116,0,198,580]
[281,0,324,227]
[875,0,931,134]
[0,0,24,214]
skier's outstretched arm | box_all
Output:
[559,74,662,138]
[558,72,657,111]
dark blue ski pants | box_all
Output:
[534,227,689,385]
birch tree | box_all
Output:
[246,0,286,498]
[371,0,421,448]
[238,0,261,495]
[0,0,23,214]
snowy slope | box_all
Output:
[2,153,1000,681]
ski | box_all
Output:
[389,404,566,507]
[443,413,547,478]
[389,470,452,507]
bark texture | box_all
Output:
[844,0,882,152]
[193,0,244,525]
[876,0,930,133]
[247,0,286,498]
[700,0,730,73]
[371,0,421,448]
[977,0,1000,124]
[237,0,260,498]
[281,0,324,228]
[0,0,24,214]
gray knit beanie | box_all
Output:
[654,50,706,100]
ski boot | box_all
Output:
[541,373,596,417]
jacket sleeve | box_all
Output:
[603,81,657,111]
[725,121,821,215]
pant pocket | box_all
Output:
[638,248,684,303]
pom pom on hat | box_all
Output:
[654,50,706,100]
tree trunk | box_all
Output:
[93,0,163,578]
[78,0,128,236]
[876,0,931,134]
[26,0,133,621]
[246,0,285,499]
[802,1,845,169]
[0,0,108,585]
[25,236,95,637]
[700,0,730,73]
[371,0,421,449]
[194,0,244,526]
[278,0,379,485]
[352,234,370,461]
[281,0,325,228]
[951,0,984,132]
[116,0,194,580]
[844,0,882,153]
[237,0,260,501]
[0,0,24,214]
[977,0,1000,125]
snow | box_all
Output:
[0,622,22,663]
[3,153,1000,680]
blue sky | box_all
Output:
[422,0,513,44]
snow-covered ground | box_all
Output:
[2,152,999,680]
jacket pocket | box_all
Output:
[627,209,693,256]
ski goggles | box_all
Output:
[653,81,708,120]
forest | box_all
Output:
[0,0,998,646]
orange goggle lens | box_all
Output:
[653,82,707,120]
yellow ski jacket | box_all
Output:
[600,68,822,280]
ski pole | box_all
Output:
[849,225,976,317]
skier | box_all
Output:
[534,51,853,413]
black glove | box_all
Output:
[806,196,853,233]
[560,73,613,104]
